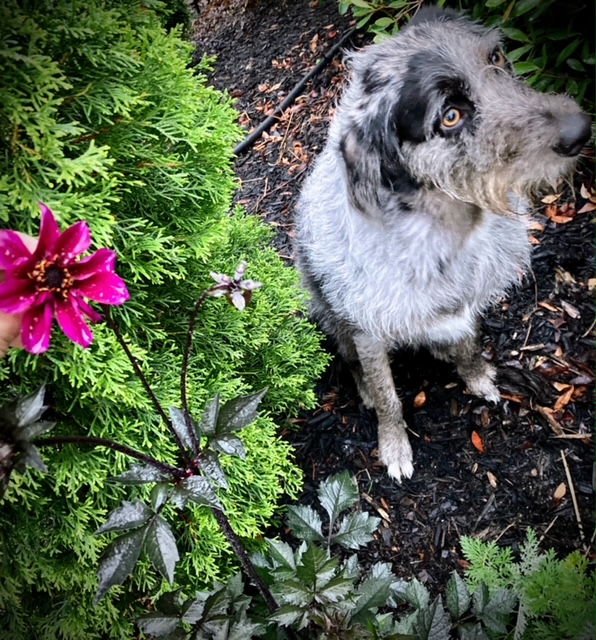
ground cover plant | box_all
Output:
[0,1,328,637]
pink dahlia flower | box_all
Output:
[0,203,129,354]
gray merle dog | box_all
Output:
[294,6,592,481]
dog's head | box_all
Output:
[337,7,592,215]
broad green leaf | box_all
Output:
[414,597,451,640]
[95,525,148,602]
[374,17,395,28]
[296,543,338,588]
[513,61,540,74]
[210,434,246,459]
[96,500,153,535]
[227,616,265,640]
[332,511,380,550]
[136,613,183,638]
[566,58,585,72]
[286,505,324,542]
[506,45,533,63]
[266,539,297,571]
[511,0,543,16]
[446,571,471,619]
[472,582,489,615]
[200,394,220,436]
[268,604,304,627]
[501,27,531,43]
[172,475,222,510]
[318,470,359,526]
[216,388,267,434]
[485,0,506,6]
[145,515,180,584]
[200,451,228,489]
[477,588,517,634]
[151,483,170,511]
[556,39,581,67]
[342,554,361,580]
[112,463,171,485]
[405,578,430,609]
[348,0,372,8]
[169,407,197,451]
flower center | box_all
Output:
[31,258,74,296]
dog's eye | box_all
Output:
[442,108,462,128]
[490,50,506,67]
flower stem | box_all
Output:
[102,306,191,464]
[34,435,182,478]
[180,289,213,454]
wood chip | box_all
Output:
[471,431,485,453]
[536,405,564,435]
[413,390,426,408]
[561,300,581,319]
[487,471,498,488]
[538,301,560,312]
[541,193,561,204]
[553,482,566,501]
[577,202,596,214]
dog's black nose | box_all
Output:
[553,112,592,157]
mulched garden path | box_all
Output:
[191,0,595,592]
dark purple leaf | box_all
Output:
[200,451,228,489]
[171,475,222,510]
[211,435,246,459]
[112,463,171,485]
[145,515,180,584]
[168,407,197,451]
[200,394,220,436]
[96,500,153,535]
[217,388,267,434]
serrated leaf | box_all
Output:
[145,515,180,584]
[405,578,430,609]
[286,505,324,542]
[472,582,489,615]
[318,470,359,527]
[216,388,267,434]
[200,394,220,436]
[268,604,305,627]
[136,613,182,639]
[446,571,471,619]
[266,539,297,571]
[112,463,171,485]
[169,407,197,451]
[14,445,47,473]
[458,622,490,640]
[200,451,228,489]
[95,526,149,603]
[414,597,451,640]
[342,554,361,580]
[271,579,311,607]
[226,616,265,640]
[14,385,47,426]
[296,544,338,588]
[316,574,354,603]
[478,588,517,634]
[353,567,395,621]
[332,511,380,549]
[210,434,246,459]
[151,483,171,511]
[173,475,222,510]
[19,420,56,441]
[96,500,153,535]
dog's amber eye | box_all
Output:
[442,108,462,128]
[490,50,506,67]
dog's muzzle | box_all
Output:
[553,112,592,157]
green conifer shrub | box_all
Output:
[0,1,329,638]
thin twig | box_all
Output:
[35,435,181,478]
[560,450,585,544]
[538,515,559,545]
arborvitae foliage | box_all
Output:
[0,1,329,638]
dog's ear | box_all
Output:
[339,124,419,217]
[407,6,463,28]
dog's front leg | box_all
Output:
[353,332,414,482]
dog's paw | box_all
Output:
[378,425,414,483]
[466,372,500,404]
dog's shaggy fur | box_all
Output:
[294,7,592,481]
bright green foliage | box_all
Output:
[462,529,595,639]
[338,0,594,108]
[0,1,328,638]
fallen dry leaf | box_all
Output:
[538,301,560,313]
[580,183,594,201]
[545,202,574,224]
[500,393,524,403]
[471,430,485,453]
[413,390,427,408]
[529,235,541,245]
[561,300,580,319]
[553,482,567,501]
[541,193,561,204]
[553,385,574,412]
[487,471,498,488]
[536,405,564,436]
[577,202,596,214]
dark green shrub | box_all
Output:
[338,0,594,108]
[0,1,328,638]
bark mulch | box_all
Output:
[191,0,595,592]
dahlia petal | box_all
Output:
[69,248,117,280]
[36,203,61,256]
[76,297,103,323]
[55,220,91,260]
[0,230,33,269]
[75,271,130,305]
[21,301,54,354]
[55,296,94,348]
[0,278,37,313]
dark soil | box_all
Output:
[191,0,595,592]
